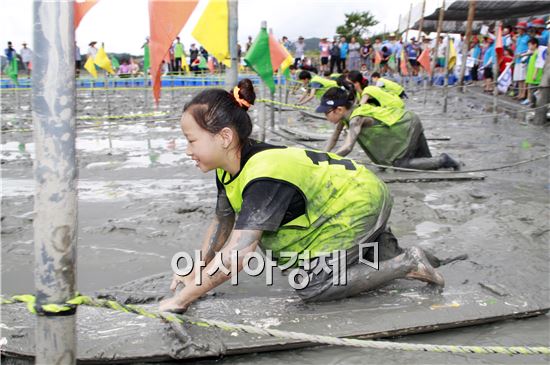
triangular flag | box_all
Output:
[374,50,382,65]
[400,49,408,76]
[244,27,275,93]
[495,24,504,64]
[84,56,97,78]
[5,57,18,85]
[192,0,229,67]
[143,43,150,72]
[418,47,431,74]
[74,0,98,30]
[149,0,199,104]
[448,39,457,70]
[110,55,120,70]
[94,46,115,74]
[268,33,292,72]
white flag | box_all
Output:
[497,63,512,93]
[535,45,547,69]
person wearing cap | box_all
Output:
[370,72,406,98]
[318,82,460,171]
[481,36,496,93]
[531,18,549,46]
[319,37,331,74]
[513,22,530,100]
[87,41,98,59]
[19,42,32,77]
[293,36,306,68]
[159,78,446,313]
[524,37,543,106]
[296,70,338,105]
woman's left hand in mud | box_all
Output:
[159,296,189,314]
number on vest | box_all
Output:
[305,150,356,170]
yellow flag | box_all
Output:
[94,46,115,74]
[448,39,457,70]
[192,0,230,67]
[84,56,97,78]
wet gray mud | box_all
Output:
[1,85,549,364]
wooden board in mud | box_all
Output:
[2,259,548,362]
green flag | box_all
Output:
[5,57,18,85]
[143,44,150,72]
[110,55,120,70]
[244,27,275,93]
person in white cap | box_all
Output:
[19,42,33,77]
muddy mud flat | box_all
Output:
[1,87,549,363]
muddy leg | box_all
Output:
[303,247,444,302]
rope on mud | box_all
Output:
[256,98,313,111]
[1,294,549,356]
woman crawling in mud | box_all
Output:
[320,81,461,171]
[159,78,445,313]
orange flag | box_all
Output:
[400,49,408,76]
[417,47,431,74]
[74,0,99,30]
[495,24,504,64]
[268,33,288,71]
[149,0,198,104]
[374,50,382,65]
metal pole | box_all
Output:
[492,21,500,123]
[459,0,476,91]
[270,89,275,128]
[443,35,451,113]
[33,1,77,364]
[430,0,445,84]
[277,70,282,126]
[260,20,267,141]
[105,72,111,118]
[418,0,426,42]
[405,3,412,43]
[225,0,239,88]
[534,35,550,125]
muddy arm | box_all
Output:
[334,117,369,156]
[161,229,262,312]
[297,89,315,105]
[324,121,344,152]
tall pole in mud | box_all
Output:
[534,36,550,125]
[260,21,268,141]
[277,70,282,126]
[492,21,500,123]
[33,1,77,364]
[430,0,445,85]
[459,0,476,91]
[225,0,239,88]
[443,35,451,113]
[418,0,426,42]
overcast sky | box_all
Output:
[1,0,440,55]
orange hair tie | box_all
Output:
[233,86,251,108]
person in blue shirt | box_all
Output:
[339,36,349,72]
[4,41,15,62]
[513,22,530,100]
[482,37,495,93]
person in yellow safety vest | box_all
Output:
[159,78,447,313]
[296,70,338,105]
[319,82,461,170]
[371,71,407,98]
[345,70,405,109]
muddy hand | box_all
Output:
[159,296,189,314]
[169,273,191,292]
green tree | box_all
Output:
[336,11,379,41]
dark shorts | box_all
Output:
[409,59,418,67]
[75,60,81,69]
[321,57,329,65]
[483,67,493,79]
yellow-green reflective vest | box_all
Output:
[361,86,405,109]
[217,147,390,265]
[379,77,404,96]
[310,75,338,99]
[346,108,418,166]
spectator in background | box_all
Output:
[129,57,140,76]
[294,36,306,68]
[319,37,330,74]
[482,36,495,93]
[87,41,98,59]
[405,38,419,75]
[189,43,199,71]
[282,36,292,51]
[329,38,340,73]
[19,42,32,77]
[339,36,349,71]
[525,37,543,106]
[75,42,81,77]
[360,38,372,70]
[530,18,548,46]
[436,36,446,73]
[513,22,530,100]
[245,36,253,53]
[4,41,16,61]
[118,59,132,76]
[469,35,481,82]
[348,36,361,71]
[173,37,185,74]
[502,25,513,49]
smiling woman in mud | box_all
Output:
[159,78,444,313]
[321,81,461,170]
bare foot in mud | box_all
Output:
[159,297,189,314]
[405,247,445,287]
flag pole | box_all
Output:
[277,69,282,126]
[443,35,451,113]
[459,0,476,91]
[492,20,501,123]
[260,20,268,142]
[225,0,239,88]
[33,1,77,363]
[534,33,550,125]
[418,0,426,42]
[405,2,413,87]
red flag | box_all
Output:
[149,0,198,104]
[74,0,99,30]
[374,50,382,65]
[495,24,504,64]
[400,50,408,76]
[268,33,288,71]
[417,47,431,74]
